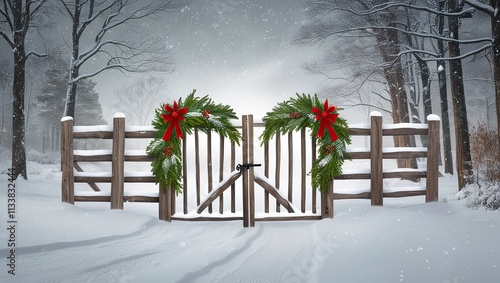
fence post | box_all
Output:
[61,117,74,204]
[248,115,255,227]
[111,113,125,210]
[159,184,172,222]
[370,112,383,206]
[426,115,440,202]
[321,182,334,219]
[242,115,250,227]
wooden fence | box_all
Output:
[61,112,440,227]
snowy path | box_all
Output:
[12,219,314,283]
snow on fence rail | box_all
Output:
[60,112,440,226]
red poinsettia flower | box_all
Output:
[161,101,188,141]
[311,99,339,141]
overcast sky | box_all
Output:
[96,0,329,120]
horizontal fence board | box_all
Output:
[74,154,112,162]
[74,153,152,162]
[348,128,370,136]
[73,131,113,139]
[124,131,156,139]
[255,215,322,221]
[336,173,371,180]
[334,192,371,199]
[383,171,427,179]
[333,190,427,200]
[172,216,243,221]
[74,175,156,183]
[383,190,426,198]
[74,195,111,202]
[75,176,112,183]
[348,151,370,159]
[383,151,427,159]
[382,128,428,136]
[74,195,159,202]
[124,176,157,182]
[124,155,153,162]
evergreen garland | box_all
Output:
[260,93,351,192]
[146,90,241,194]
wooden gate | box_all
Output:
[61,112,440,227]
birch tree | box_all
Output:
[0,0,49,179]
[58,0,190,119]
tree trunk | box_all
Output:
[491,0,500,143]
[416,56,431,147]
[11,1,28,180]
[64,80,78,118]
[437,0,454,174]
[449,0,473,190]
[376,26,417,169]
[64,1,81,119]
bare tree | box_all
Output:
[436,0,454,175]
[464,0,500,145]
[294,0,418,169]
[448,0,473,189]
[0,0,49,179]
[57,0,190,119]
[293,0,498,189]
[113,75,170,126]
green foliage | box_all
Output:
[147,90,241,193]
[260,93,320,143]
[147,138,183,193]
[260,93,351,192]
[35,56,106,128]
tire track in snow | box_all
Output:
[175,225,264,282]
[10,221,250,283]
[213,222,314,283]
[5,218,159,256]
[163,222,315,283]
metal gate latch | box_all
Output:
[236,163,262,171]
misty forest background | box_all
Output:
[0,0,499,197]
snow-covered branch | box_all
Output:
[26,50,48,60]
[70,37,173,83]
[298,22,492,45]
[342,102,391,114]
[0,4,14,33]
[398,43,492,62]
[365,1,476,18]
[27,0,47,19]
[465,0,494,16]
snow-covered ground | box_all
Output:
[1,160,499,283]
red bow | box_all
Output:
[312,99,339,141]
[161,101,188,141]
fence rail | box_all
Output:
[61,112,440,226]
